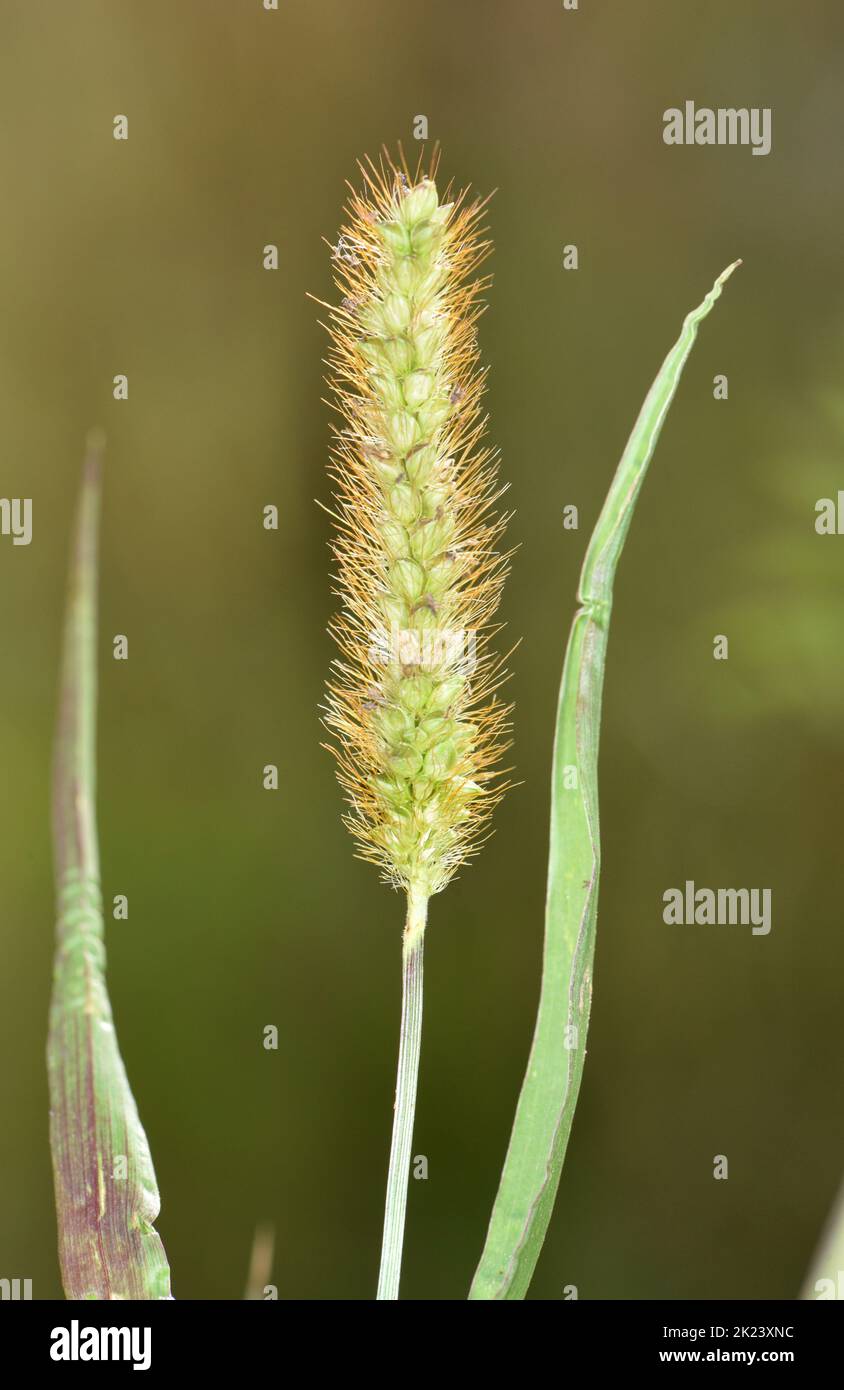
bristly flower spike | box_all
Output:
[320,149,512,1299]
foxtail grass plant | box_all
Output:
[321,151,511,1299]
[48,434,170,1299]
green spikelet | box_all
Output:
[323,151,511,904]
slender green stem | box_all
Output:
[376,886,428,1300]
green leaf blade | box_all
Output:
[47,435,171,1300]
[802,1176,844,1300]
[469,264,739,1300]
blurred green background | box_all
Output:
[1,0,842,1300]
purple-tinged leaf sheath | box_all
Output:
[47,434,171,1300]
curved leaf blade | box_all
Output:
[802,1177,844,1300]
[47,435,171,1300]
[470,264,740,1300]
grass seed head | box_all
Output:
[323,149,511,900]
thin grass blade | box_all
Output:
[47,433,171,1300]
[469,263,740,1300]
[244,1223,276,1300]
[801,1177,844,1299]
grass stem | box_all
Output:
[376,887,428,1300]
